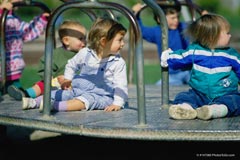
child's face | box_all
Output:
[63,27,86,52]
[166,12,179,30]
[107,32,125,55]
[216,29,231,47]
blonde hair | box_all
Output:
[185,14,230,49]
[88,18,126,53]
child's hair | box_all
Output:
[185,14,230,49]
[154,0,181,24]
[88,18,127,53]
[58,20,86,43]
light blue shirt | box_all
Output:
[64,47,128,107]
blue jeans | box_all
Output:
[173,89,240,117]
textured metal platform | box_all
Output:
[1,85,240,141]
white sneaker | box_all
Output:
[22,97,37,110]
[169,103,197,120]
[196,104,228,120]
[196,105,212,120]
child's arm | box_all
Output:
[111,59,128,111]
[21,12,49,42]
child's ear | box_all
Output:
[100,37,106,46]
[62,36,69,46]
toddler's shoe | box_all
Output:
[22,97,38,110]
[169,103,197,120]
[196,104,228,120]
[7,85,28,101]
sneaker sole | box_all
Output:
[169,105,197,120]
[22,97,29,110]
[7,86,25,101]
[196,106,212,120]
[39,100,43,112]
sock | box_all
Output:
[53,101,67,111]
[26,88,37,98]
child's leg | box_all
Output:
[26,81,44,98]
[169,103,197,120]
[196,104,228,120]
[52,99,85,111]
[7,80,43,100]
[214,93,240,117]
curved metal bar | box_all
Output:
[43,1,146,126]
[13,1,51,13]
[59,0,98,21]
[142,0,169,108]
[184,0,203,21]
[0,9,8,94]
[0,1,50,94]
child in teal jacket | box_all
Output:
[161,14,240,120]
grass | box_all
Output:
[133,64,161,84]
[20,65,40,88]
[20,64,161,88]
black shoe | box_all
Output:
[7,85,28,101]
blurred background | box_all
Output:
[19,0,240,31]
[17,0,240,53]
[16,0,240,85]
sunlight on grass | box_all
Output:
[20,63,161,88]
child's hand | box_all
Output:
[132,3,144,14]
[104,104,121,112]
[42,12,50,20]
[42,12,50,17]
[201,10,208,15]
[57,75,65,85]
[161,48,173,68]
[61,79,72,90]
[0,0,13,10]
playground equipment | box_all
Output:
[1,0,240,141]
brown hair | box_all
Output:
[185,14,230,49]
[154,0,181,24]
[87,18,126,53]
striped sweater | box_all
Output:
[167,43,240,99]
[0,9,48,81]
